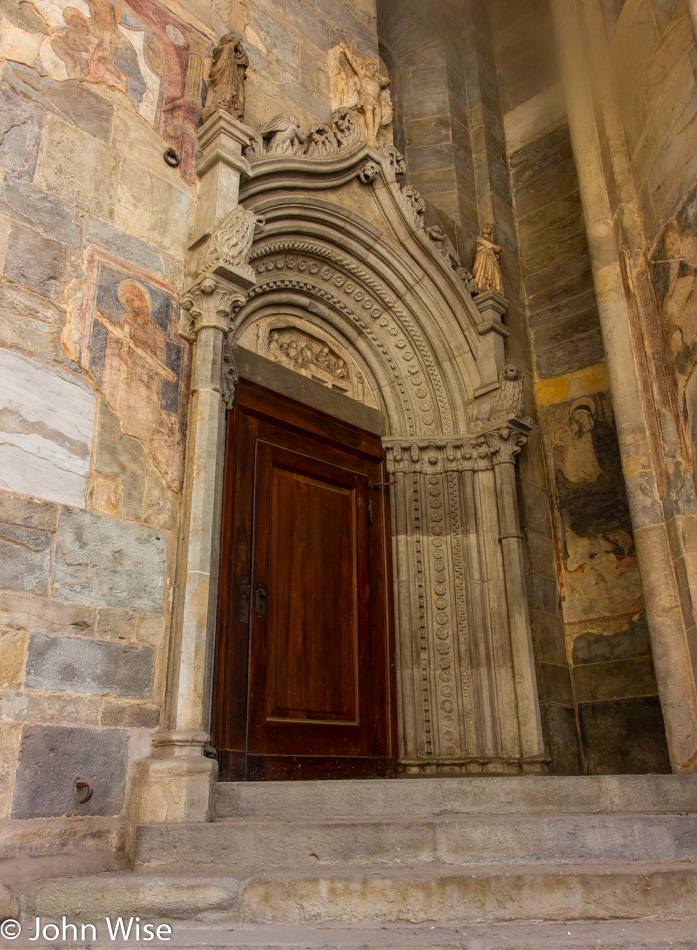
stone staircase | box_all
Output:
[16,776,697,948]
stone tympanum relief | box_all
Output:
[0,0,210,180]
[201,31,248,123]
[236,315,377,408]
[540,381,643,624]
[64,248,188,492]
[472,224,504,297]
[652,188,697,477]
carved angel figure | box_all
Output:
[261,114,307,154]
[202,31,248,122]
[472,223,504,296]
[489,363,525,422]
[197,205,265,278]
[337,42,392,146]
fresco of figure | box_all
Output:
[202,31,249,122]
[472,224,504,296]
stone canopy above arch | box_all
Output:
[230,144,511,437]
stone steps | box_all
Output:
[10,918,697,950]
[213,775,697,820]
[18,861,697,926]
[135,813,697,870]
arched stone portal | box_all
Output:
[133,113,546,825]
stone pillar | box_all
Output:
[130,112,257,826]
[385,428,546,774]
[550,0,697,772]
[473,290,509,392]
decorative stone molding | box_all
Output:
[221,340,239,411]
[398,185,426,229]
[179,277,245,341]
[426,226,478,295]
[359,161,381,183]
[383,422,531,474]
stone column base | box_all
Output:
[129,732,218,830]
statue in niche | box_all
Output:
[472,224,504,296]
[260,114,307,154]
[336,42,392,146]
[202,31,248,122]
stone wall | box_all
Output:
[0,0,212,854]
[490,0,669,772]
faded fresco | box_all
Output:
[538,371,644,626]
[0,0,210,180]
[652,185,697,473]
[64,249,188,491]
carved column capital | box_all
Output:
[179,276,246,341]
[384,424,531,474]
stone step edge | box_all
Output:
[9,918,697,950]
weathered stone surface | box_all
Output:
[0,280,64,364]
[83,216,164,275]
[101,699,160,729]
[0,588,95,638]
[11,724,129,818]
[135,612,166,649]
[3,221,65,299]
[114,161,193,256]
[35,115,120,220]
[579,697,671,775]
[0,492,58,532]
[0,628,25,689]
[0,348,95,508]
[0,73,45,180]
[573,612,652,664]
[92,397,146,523]
[96,607,137,643]
[0,688,99,727]
[52,508,167,612]
[25,632,154,697]
[4,64,114,143]
[0,722,21,817]
[0,174,80,246]
[0,533,50,592]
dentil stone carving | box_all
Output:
[260,114,307,155]
[236,315,376,407]
[332,42,393,146]
[196,206,265,282]
[472,224,504,296]
[202,31,249,123]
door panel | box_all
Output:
[213,379,396,780]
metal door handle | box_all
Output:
[254,585,267,618]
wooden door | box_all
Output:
[213,379,397,780]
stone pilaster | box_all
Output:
[384,424,547,774]
[473,290,510,392]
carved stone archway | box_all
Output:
[132,113,547,827]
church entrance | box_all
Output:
[212,378,398,780]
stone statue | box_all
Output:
[260,114,307,154]
[489,363,525,422]
[336,42,392,146]
[472,223,504,296]
[202,31,249,122]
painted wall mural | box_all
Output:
[652,184,697,474]
[0,0,210,180]
[537,365,644,627]
[64,248,188,491]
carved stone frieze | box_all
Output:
[384,424,531,474]
[382,146,406,177]
[399,185,426,229]
[426,225,478,296]
[236,314,376,407]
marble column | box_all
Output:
[130,112,257,826]
[550,0,697,772]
